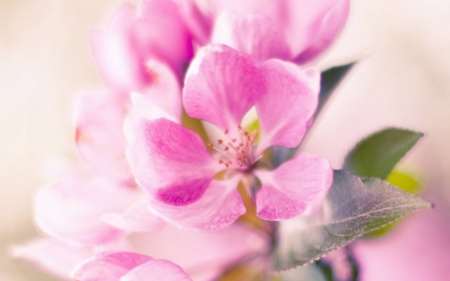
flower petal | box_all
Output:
[255,154,333,220]
[141,60,182,122]
[132,0,193,77]
[256,60,320,151]
[11,238,91,280]
[183,44,264,133]
[131,223,269,281]
[101,201,165,233]
[211,12,291,62]
[35,176,138,247]
[90,5,147,93]
[72,252,152,281]
[125,117,220,206]
[294,0,350,63]
[75,91,133,185]
[122,259,192,281]
[148,178,245,231]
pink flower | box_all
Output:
[28,161,269,280]
[183,0,350,63]
[126,45,333,231]
[91,0,193,93]
[72,252,192,281]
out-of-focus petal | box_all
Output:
[211,12,291,62]
[122,259,192,281]
[35,177,138,247]
[149,178,245,231]
[198,0,349,62]
[141,60,182,122]
[90,5,147,93]
[125,117,220,206]
[11,238,91,280]
[256,60,320,151]
[131,223,269,281]
[132,0,193,77]
[75,91,133,185]
[72,252,152,281]
[130,93,178,122]
[294,0,351,63]
[207,0,280,20]
[101,201,165,233]
[184,45,264,133]
[255,154,332,220]
[173,0,211,45]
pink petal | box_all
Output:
[148,178,245,231]
[255,154,333,220]
[183,44,264,133]
[11,238,91,280]
[173,0,211,45]
[72,252,152,281]
[122,259,192,281]
[256,60,320,151]
[75,91,133,185]
[294,0,350,63]
[90,5,148,93]
[132,0,193,77]
[211,12,291,62]
[35,176,138,247]
[131,223,269,281]
[204,0,349,63]
[130,93,178,122]
[125,117,220,206]
[140,60,182,122]
[101,201,165,233]
[207,0,280,20]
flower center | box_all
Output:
[208,125,263,171]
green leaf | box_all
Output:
[364,170,422,237]
[316,62,355,116]
[344,128,423,179]
[273,170,430,271]
[272,263,327,281]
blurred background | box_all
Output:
[1,0,450,280]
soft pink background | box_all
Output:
[1,0,450,280]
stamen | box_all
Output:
[224,129,228,135]
[218,139,223,145]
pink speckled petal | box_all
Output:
[101,201,165,233]
[35,176,138,247]
[183,45,264,133]
[149,178,245,231]
[11,238,91,280]
[256,60,320,151]
[75,91,133,185]
[255,154,332,220]
[122,259,192,281]
[211,12,291,62]
[72,252,152,281]
[125,116,220,206]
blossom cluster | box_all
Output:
[14,0,353,280]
